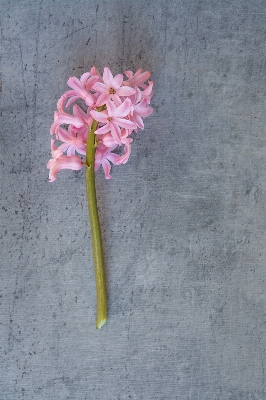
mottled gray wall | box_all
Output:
[1,1,266,399]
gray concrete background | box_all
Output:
[1,1,266,399]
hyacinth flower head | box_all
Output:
[47,66,154,328]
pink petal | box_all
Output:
[133,70,151,89]
[116,142,131,165]
[133,114,144,129]
[110,122,122,145]
[142,81,153,96]
[95,146,104,170]
[122,69,151,89]
[66,96,80,108]
[90,110,108,124]
[75,144,86,155]
[114,117,136,130]
[62,155,83,170]
[96,92,110,107]
[135,101,153,117]
[50,114,84,135]
[80,72,91,86]
[106,152,120,164]
[51,139,64,159]
[84,93,96,107]
[47,155,83,182]
[141,81,154,105]
[85,75,99,91]
[68,76,88,93]
[134,87,142,104]
[61,115,84,127]
[116,86,135,97]
[63,89,77,98]
[47,158,55,168]
[113,98,132,117]
[101,159,112,179]
[124,70,133,79]
[93,82,109,93]
[67,146,76,156]
[54,111,59,121]
[57,142,70,154]
[73,104,93,126]
[57,126,72,142]
[95,122,111,135]
[94,143,119,179]
[68,76,79,87]
[111,93,122,107]
[120,128,131,139]
[112,74,123,89]
[103,67,113,87]
[106,100,116,116]
[102,133,116,147]
[90,66,102,80]
[67,77,95,106]
[57,96,67,113]
[94,161,101,172]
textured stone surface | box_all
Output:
[1,1,266,399]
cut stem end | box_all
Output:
[96,318,107,329]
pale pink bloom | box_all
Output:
[47,155,83,182]
[90,66,102,81]
[90,98,136,145]
[102,129,133,165]
[127,82,153,106]
[95,143,120,179]
[50,139,63,159]
[50,96,88,137]
[57,96,66,114]
[73,104,93,128]
[130,99,153,130]
[62,72,99,107]
[56,125,87,156]
[47,140,83,182]
[130,85,142,104]
[141,81,154,104]
[50,111,85,136]
[92,67,135,107]
[65,73,98,107]
[89,67,103,102]
[116,142,131,165]
[48,66,154,182]
[123,69,151,89]
[51,77,94,138]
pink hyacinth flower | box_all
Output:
[93,67,135,107]
[50,96,87,137]
[90,66,102,81]
[47,155,83,182]
[123,68,151,89]
[141,81,154,104]
[56,125,87,156]
[50,139,63,159]
[73,104,93,128]
[102,129,133,165]
[130,99,153,130]
[67,73,97,105]
[95,143,120,179]
[47,140,83,182]
[50,111,85,137]
[63,73,98,108]
[90,98,136,145]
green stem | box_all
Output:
[86,119,107,329]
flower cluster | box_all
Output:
[48,67,153,181]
